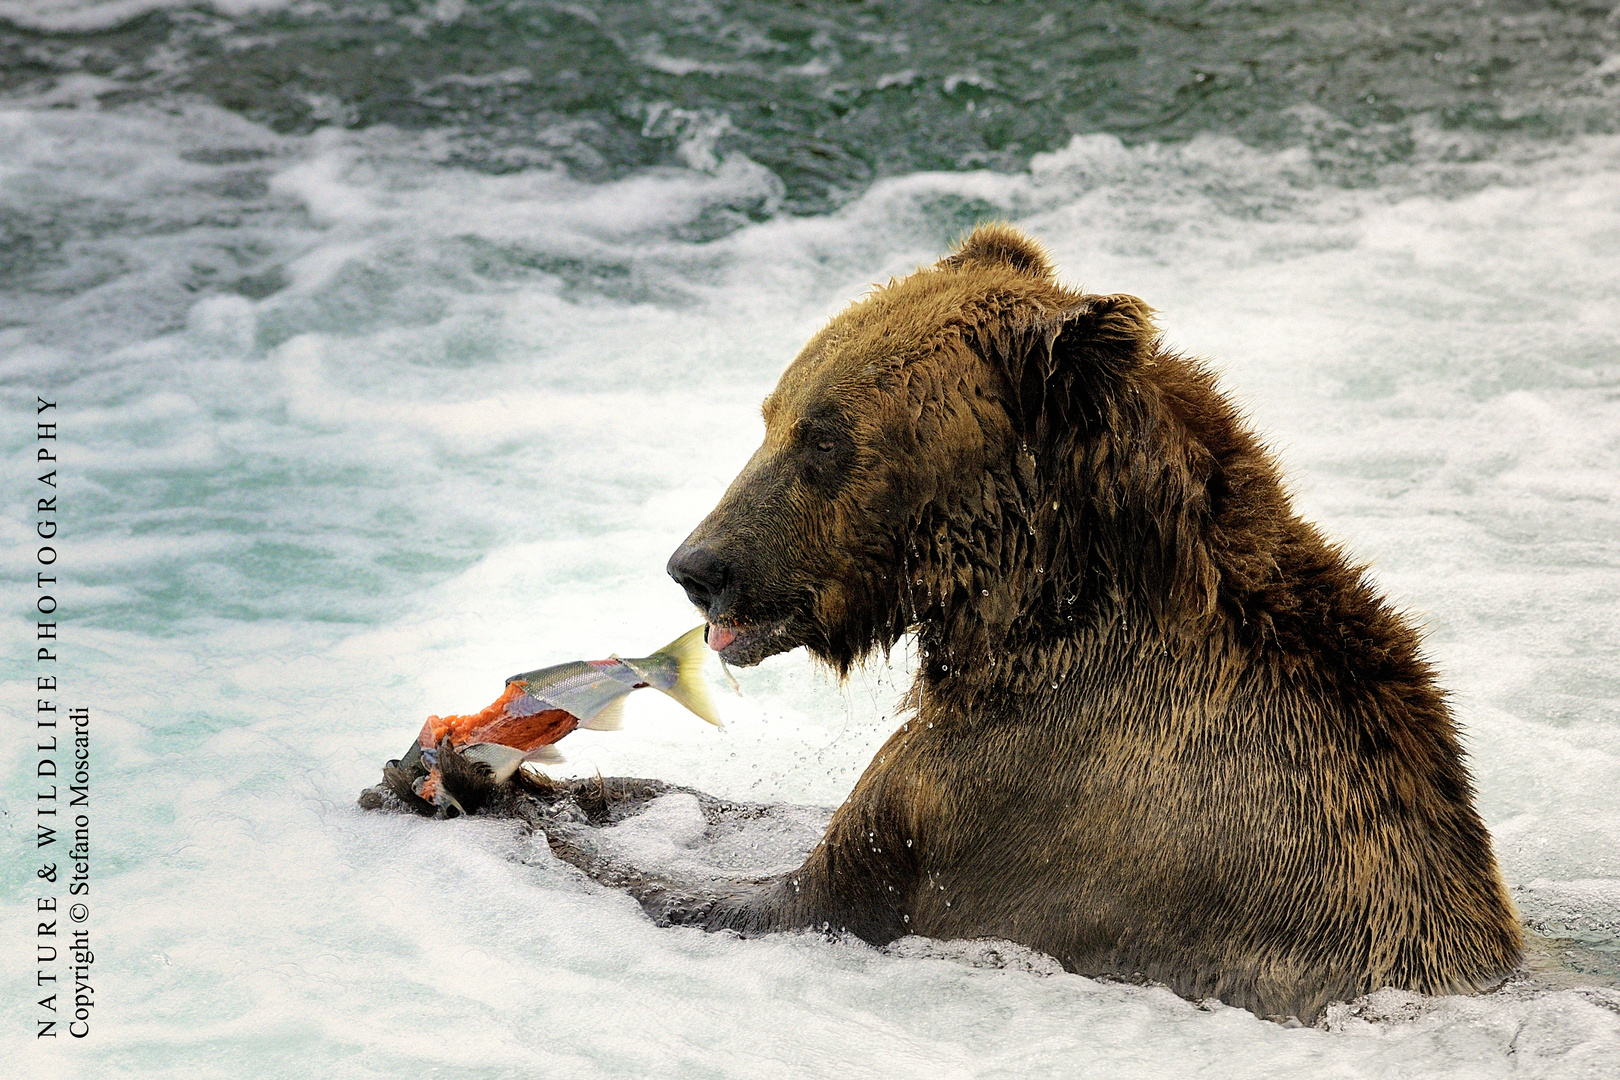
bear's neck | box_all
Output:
[904,360,1413,701]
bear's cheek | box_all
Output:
[810,589,852,636]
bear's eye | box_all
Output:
[794,413,853,495]
[793,408,854,491]
[796,417,840,455]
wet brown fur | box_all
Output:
[604,225,1521,1020]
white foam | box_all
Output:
[4,101,1618,1076]
[0,0,293,33]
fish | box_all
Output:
[382,625,720,817]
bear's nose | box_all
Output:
[667,543,732,616]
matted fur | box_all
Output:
[613,224,1520,1020]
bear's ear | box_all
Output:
[1049,293,1158,375]
[988,292,1159,441]
[940,223,1055,280]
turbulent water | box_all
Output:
[2,1,1618,1076]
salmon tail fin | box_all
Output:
[523,743,566,765]
[580,695,627,732]
[458,743,528,785]
[650,624,723,726]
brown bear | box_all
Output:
[550,224,1523,1021]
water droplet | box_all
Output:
[905,838,912,847]
[982,589,989,596]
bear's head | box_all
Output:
[668,223,1185,677]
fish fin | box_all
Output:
[397,741,425,771]
[523,744,566,764]
[650,624,724,726]
[580,695,626,732]
[382,762,436,815]
[457,743,528,784]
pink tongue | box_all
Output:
[707,624,738,651]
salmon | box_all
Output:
[382,626,718,816]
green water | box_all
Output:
[4,0,1617,214]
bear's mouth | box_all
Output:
[704,619,798,667]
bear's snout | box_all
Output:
[667,542,733,619]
